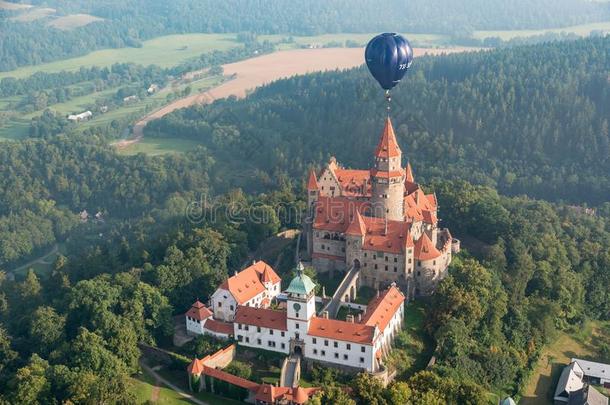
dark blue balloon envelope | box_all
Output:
[365,33,414,91]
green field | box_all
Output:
[119,137,205,156]
[474,21,610,40]
[0,33,239,79]
[521,320,610,404]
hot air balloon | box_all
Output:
[365,33,414,96]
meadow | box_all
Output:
[473,21,610,40]
[0,34,239,79]
[521,320,610,404]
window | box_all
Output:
[333,342,338,348]
[246,337,250,343]
[281,343,285,349]
[394,267,397,272]
[324,340,329,347]
[270,329,274,335]
[257,338,261,345]
[433,260,436,265]
[281,331,285,337]
[321,350,326,356]
[295,323,300,329]
[417,271,421,276]
[295,312,299,318]
[346,344,351,350]
[343,354,348,360]
[334,353,339,359]
[257,327,261,333]
[268,341,275,348]
[385,256,388,262]
[237,335,243,341]
[312,338,317,344]
[360,357,365,363]
[373,255,377,260]
[417,261,421,266]
[361,346,365,353]
[364,253,367,257]
[408,258,412,264]
[230,305,234,311]
[394,257,398,263]
[218,302,222,307]
[314,349,318,355]
[385,265,388,271]
[321,244,325,249]
[245,325,249,331]
[238,324,242,330]
[374,264,378,270]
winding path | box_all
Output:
[139,361,209,405]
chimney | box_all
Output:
[322,286,326,299]
[234,270,238,276]
[357,313,362,322]
[346,314,355,323]
[322,311,329,319]
[252,260,257,265]
[376,289,380,298]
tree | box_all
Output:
[28,306,65,356]
[351,373,387,405]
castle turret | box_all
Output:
[286,263,317,338]
[371,118,405,221]
[306,169,319,208]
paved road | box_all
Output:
[140,361,210,405]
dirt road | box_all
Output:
[115,46,477,149]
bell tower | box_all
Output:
[371,117,405,221]
[286,262,317,342]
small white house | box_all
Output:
[147,84,159,94]
[123,95,138,103]
[210,260,281,322]
[68,111,92,122]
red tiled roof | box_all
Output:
[219,261,280,304]
[308,317,375,344]
[187,358,204,375]
[313,196,370,233]
[334,169,371,197]
[414,233,441,261]
[203,366,260,390]
[204,319,234,335]
[345,210,366,236]
[261,297,270,307]
[405,162,414,183]
[422,210,437,225]
[307,169,319,191]
[234,306,288,331]
[370,169,404,179]
[256,385,289,403]
[185,300,212,321]
[361,285,405,332]
[361,215,413,254]
[374,117,401,159]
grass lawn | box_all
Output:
[118,137,204,156]
[521,320,610,404]
[0,33,239,79]
[156,368,243,405]
[473,21,610,40]
[0,118,29,141]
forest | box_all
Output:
[2,0,610,70]
[147,36,610,205]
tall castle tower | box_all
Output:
[371,118,405,221]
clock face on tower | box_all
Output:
[293,303,301,312]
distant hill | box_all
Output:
[2,0,610,70]
[147,36,610,205]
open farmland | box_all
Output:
[9,7,55,22]
[118,46,477,152]
[46,13,104,30]
[0,33,240,79]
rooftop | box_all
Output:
[219,260,280,304]
[234,305,288,331]
[361,285,405,332]
[308,316,376,345]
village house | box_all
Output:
[67,110,92,122]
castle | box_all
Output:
[305,117,459,297]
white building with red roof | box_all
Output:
[210,260,281,322]
[306,117,457,297]
[186,263,405,374]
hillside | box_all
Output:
[2,0,610,70]
[147,36,610,205]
